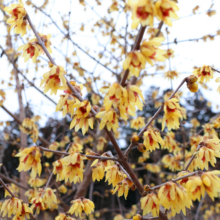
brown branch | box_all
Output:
[0,173,28,190]
[0,178,15,197]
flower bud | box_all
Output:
[186,75,198,84]
[143,184,151,191]
[131,135,139,143]
[187,82,198,93]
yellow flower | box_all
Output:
[30,196,45,214]
[55,213,76,220]
[91,159,105,181]
[143,129,164,152]
[155,0,179,27]
[164,70,179,80]
[127,84,145,113]
[4,184,19,198]
[60,135,70,148]
[193,65,214,83]
[162,153,183,171]
[40,65,66,95]
[59,80,83,95]
[96,108,119,132]
[62,153,85,183]
[91,93,100,105]
[123,51,146,77]
[203,123,218,137]
[68,198,95,218]
[113,178,134,199]
[0,89,6,106]
[42,188,57,209]
[186,175,205,201]
[53,160,65,181]
[16,146,42,178]
[19,118,39,142]
[190,118,200,128]
[163,91,182,101]
[97,137,107,152]
[140,37,166,66]
[145,164,161,173]
[164,48,175,59]
[158,181,192,217]
[103,82,127,110]
[141,193,159,217]
[4,0,29,36]
[184,151,198,172]
[58,185,68,194]
[25,189,38,201]
[68,142,83,153]
[130,117,145,130]
[201,170,220,200]
[128,0,155,29]
[162,132,178,152]
[1,197,22,217]
[215,77,220,93]
[162,98,182,130]
[13,203,33,220]
[105,164,125,187]
[197,139,220,170]
[28,177,46,188]
[56,94,78,117]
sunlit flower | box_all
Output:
[105,164,125,187]
[128,0,155,29]
[30,196,45,214]
[97,137,107,152]
[143,129,164,152]
[28,177,46,188]
[40,65,66,95]
[197,139,220,170]
[162,98,182,130]
[56,94,79,117]
[123,51,146,77]
[155,0,179,26]
[1,197,22,217]
[68,198,95,218]
[164,70,179,80]
[96,108,119,132]
[158,181,192,217]
[13,203,33,220]
[141,193,159,217]
[62,152,85,183]
[193,65,214,83]
[53,160,65,181]
[113,178,134,199]
[42,188,57,209]
[91,159,105,181]
[140,37,166,66]
[4,0,29,36]
[130,117,145,130]
[145,164,161,173]
[201,170,220,200]
[16,146,42,178]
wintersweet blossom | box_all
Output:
[68,198,95,217]
[128,0,155,29]
[143,129,164,152]
[105,165,125,187]
[141,193,160,217]
[162,98,182,130]
[1,197,22,217]
[155,0,179,26]
[193,65,214,83]
[4,0,29,36]
[140,37,166,66]
[123,51,146,77]
[0,89,6,106]
[16,146,42,178]
[158,181,192,217]
[91,159,105,181]
[40,65,66,95]
[13,203,33,220]
[42,188,57,209]
[113,178,134,199]
[55,213,76,220]
[130,117,145,129]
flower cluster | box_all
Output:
[128,0,179,29]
